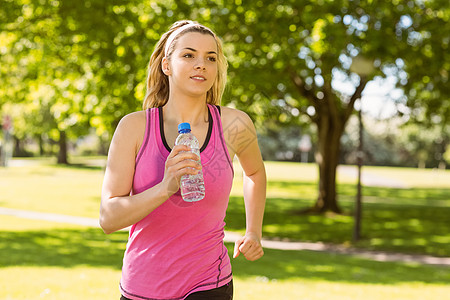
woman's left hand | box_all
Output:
[233,232,264,261]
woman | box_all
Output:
[100,20,266,300]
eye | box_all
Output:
[208,56,217,62]
[183,53,193,58]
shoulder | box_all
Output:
[112,110,147,154]
[219,106,255,132]
[118,110,146,129]
[219,106,257,156]
[115,110,146,137]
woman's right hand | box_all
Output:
[162,145,202,197]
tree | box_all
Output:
[197,1,378,212]
[444,145,450,168]
[395,0,450,125]
[204,0,449,212]
[1,1,448,210]
[341,115,450,168]
[0,0,95,163]
[0,0,155,163]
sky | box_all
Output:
[361,77,401,119]
[334,74,404,120]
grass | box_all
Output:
[229,161,450,257]
[1,157,449,299]
[1,218,449,300]
[226,185,450,256]
[0,159,103,218]
[1,158,449,256]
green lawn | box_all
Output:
[231,161,450,257]
[1,158,449,299]
[1,217,449,300]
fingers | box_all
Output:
[170,147,201,175]
[233,237,244,259]
[166,145,201,172]
[167,145,200,162]
[233,235,264,261]
[163,145,202,197]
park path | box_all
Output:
[1,207,449,267]
[337,165,410,188]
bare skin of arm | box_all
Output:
[221,107,267,261]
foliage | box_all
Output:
[395,0,450,125]
[0,0,155,160]
[206,0,449,211]
[258,125,316,161]
[444,145,450,164]
[1,1,448,207]
[341,116,450,168]
[259,116,449,168]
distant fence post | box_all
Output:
[1,115,13,167]
[298,134,312,163]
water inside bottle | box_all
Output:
[175,131,205,202]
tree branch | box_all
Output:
[288,68,316,105]
[321,80,341,128]
[344,76,368,122]
[288,67,322,124]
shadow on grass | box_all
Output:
[0,228,127,270]
[0,228,448,284]
[50,163,104,171]
[228,244,450,284]
[225,182,450,257]
[339,184,450,205]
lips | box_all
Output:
[190,75,206,81]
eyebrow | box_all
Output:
[183,47,217,55]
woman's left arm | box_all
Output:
[225,109,266,261]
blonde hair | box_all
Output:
[143,20,228,109]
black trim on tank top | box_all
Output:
[158,107,171,152]
[200,110,213,152]
[159,106,213,153]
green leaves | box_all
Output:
[0,0,448,157]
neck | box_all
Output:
[163,95,209,126]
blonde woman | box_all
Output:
[100,20,266,300]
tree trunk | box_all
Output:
[13,136,26,157]
[289,69,367,215]
[57,130,68,164]
[37,134,45,156]
[291,102,346,214]
[314,116,343,213]
[98,135,109,156]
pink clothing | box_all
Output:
[120,104,234,300]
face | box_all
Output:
[163,32,218,98]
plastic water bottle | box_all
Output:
[175,122,205,202]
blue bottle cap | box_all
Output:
[178,122,191,133]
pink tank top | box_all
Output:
[120,104,234,300]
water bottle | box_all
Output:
[175,122,205,202]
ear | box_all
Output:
[161,56,171,75]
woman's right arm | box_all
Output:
[99,112,200,234]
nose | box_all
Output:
[194,57,206,70]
